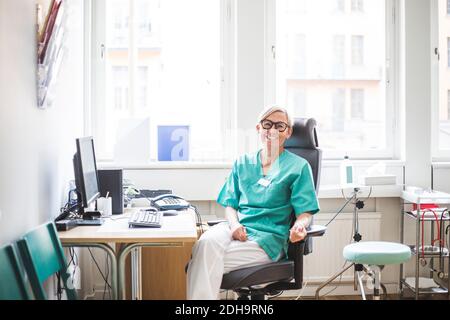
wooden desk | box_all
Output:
[58,208,197,300]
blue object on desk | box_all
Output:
[157,125,190,161]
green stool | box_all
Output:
[343,241,411,300]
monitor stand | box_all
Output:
[73,203,104,225]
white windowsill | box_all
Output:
[318,184,403,199]
[432,162,450,168]
[98,159,406,170]
[98,162,233,170]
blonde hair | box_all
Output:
[258,106,293,128]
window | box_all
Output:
[447,0,450,15]
[332,35,346,77]
[434,0,450,154]
[91,0,225,162]
[448,37,450,68]
[447,90,450,121]
[332,89,346,131]
[351,0,364,13]
[286,0,307,14]
[336,0,345,13]
[137,66,148,109]
[351,35,364,66]
[112,66,128,110]
[274,0,393,158]
[289,88,307,116]
[351,89,365,119]
[288,34,306,77]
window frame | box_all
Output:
[336,0,346,13]
[351,0,365,13]
[265,0,400,160]
[88,0,235,163]
[431,0,450,161]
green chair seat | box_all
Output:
[343,241,411,266]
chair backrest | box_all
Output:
[284,118,322,192]
[284,118,322,255]
[0,244,32,300]
[17,222,77,300]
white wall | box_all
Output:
[0,0,84,245]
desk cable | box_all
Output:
[324,187,372,228]
[87,248,112,299]
[320,192,359,298]
[419,209,448,275]
[294,281,308,300]
[103,251,111,300]
[445,224,450,261]
[341,186,373,202]
[56,247,79,300]
[190,205,204,234]
[55,189,80,221]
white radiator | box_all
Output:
[304,212,382,283]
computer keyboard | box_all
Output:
[128,210,162,228]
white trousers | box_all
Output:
[186,222,272,300]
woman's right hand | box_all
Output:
[231,224,247,242]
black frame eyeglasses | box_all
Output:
[260,119,289,132]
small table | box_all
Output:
[58,207,198,299]
[400,189,450,300]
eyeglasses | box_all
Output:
[260,119,289,132]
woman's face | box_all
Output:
[256,111,292,150]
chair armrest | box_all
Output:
[206,219,227,226]
[306,225,327,238]
[287,225,326,264]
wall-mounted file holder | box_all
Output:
[36,0,67,109]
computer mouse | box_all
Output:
[162,210,179,216]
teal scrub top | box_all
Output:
[217,149,320,261]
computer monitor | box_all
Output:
[73,136,101,215]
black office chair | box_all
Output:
[220,118,326,300]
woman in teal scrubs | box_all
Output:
[187,106,320,300]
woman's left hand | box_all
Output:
[289,223,307,243]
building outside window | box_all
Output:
[275,0,390,158]
[351,0,364,13]
[351,89,365,119]
[352,35,364,66]
[332,89,346,131]
[336,0,345,13]
[92,0,223,162]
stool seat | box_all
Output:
[343,241,411,266]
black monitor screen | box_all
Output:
[75,137,100,207]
